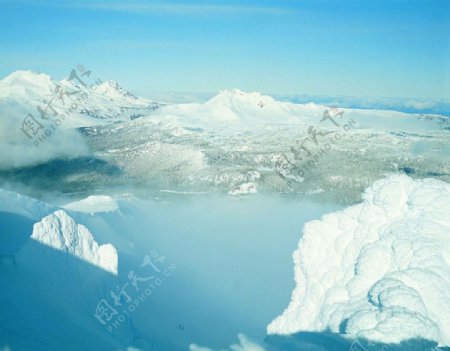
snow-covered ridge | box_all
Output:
[0,188,56,219]
[153,88,324,130]
[0,189,120,269]
[31,210,118,274]
[1,70,134,102]
[62,195,119,214]
[2,70,446,134]
[0,69,163,170]
[0,70,159,128]
[93,79,139,100]
[206,88,277,107]
[268,175,450,346]
[1,70,54,93]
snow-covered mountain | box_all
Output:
[0,70,160,128]
[1,70,447,133]
[0,70,162,170]
[151,88,324,130]
[0,69,449,199]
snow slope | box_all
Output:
[0,70,160,128]
[268,175,450,347]
[0,188,126,350]
[63,195,119,214]
[148,88,447,134]
[0,187,118,273]
[0,70,162,169]
[0,187,56,219]
[1,69,448,176]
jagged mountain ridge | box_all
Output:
[0,70,161,128]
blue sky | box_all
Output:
[0,0,448,99]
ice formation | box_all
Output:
[268,175,450,347]
[31,210,118,274]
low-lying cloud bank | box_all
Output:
[0,99,89,170]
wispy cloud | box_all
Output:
[0,0,289,16]
[86,2,288,15]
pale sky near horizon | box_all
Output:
[0,0,448,99]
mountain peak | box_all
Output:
[207,89,275,108]
[94,79,138,100]
[2,70,54,89]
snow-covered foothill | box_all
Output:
[62,195,119,214]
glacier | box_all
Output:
[268,175,450,347]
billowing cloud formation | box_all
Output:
[0,98,89,169]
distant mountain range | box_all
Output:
[0,70,449,200]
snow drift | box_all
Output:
[268,175,450,347]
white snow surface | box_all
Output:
[0,187,56,219]
[31,209,118,274]
[190,334,265,351]
[1,70,447,172]
[0,70,156,128]
[228,182,258,196]
[62,195,119,213]
[268,175,450,346]
[153,88,324,130]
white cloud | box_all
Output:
[0,99,90,170]
[0,0,288,16]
